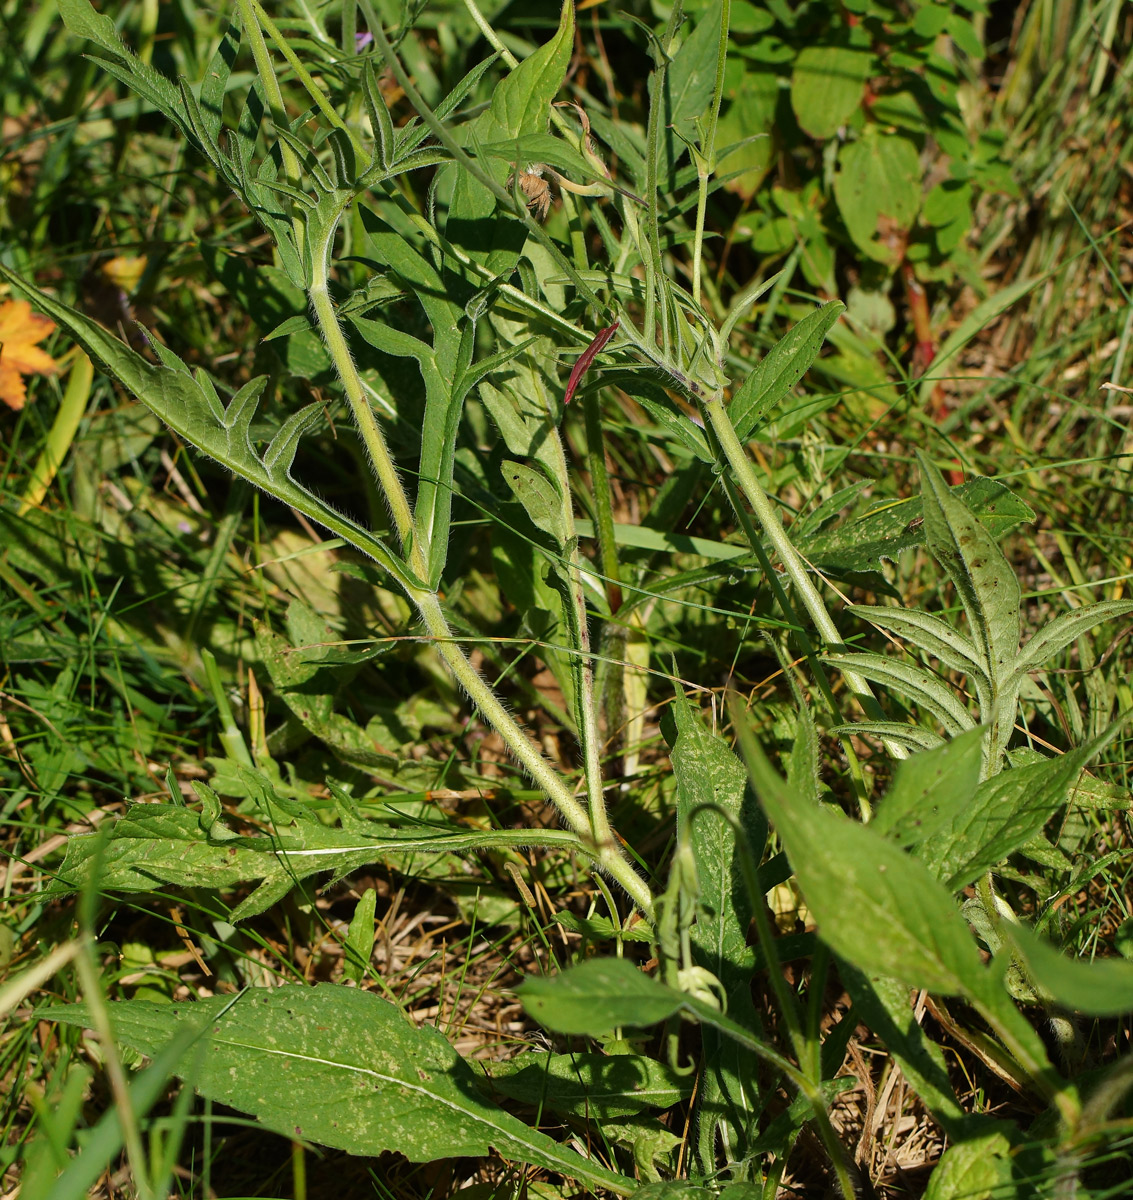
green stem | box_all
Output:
[691,0,730,309]
[307,212,653,922]
[702,396,907,760]
[235,0,305,254]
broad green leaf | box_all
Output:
[918,453,1021,693]
[740,736,988,995]
[834,131,922,263]
[520,958,684,1036]
[0,265,416,593]
[1013,599,1133,678]
[791,43,874,138]
[728,301,844,442]
[929,724,1124,891]
[922,1128,1016,1200]
[799,477,1035,574]
[1005,925,1133,1017]
[825,652,976,736]
[43,986,636,1196]
[871,726,987,848]
[831,721,945,753]
[477,1051,693,1118]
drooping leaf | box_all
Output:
[1004,925,1133,1017]
[43,985,636,1196]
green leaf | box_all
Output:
[922,1128,1016,1200]
[824,652,976,736]
[791,43,874,139]
[477,1051,693,1118]
[501,460,570,550]
[931,724,1126,891]
[42,985,637,1196]
[739,735,988,995]
[871,727,987,848]
[799,477,1035,574]
[670,690,765,1163]
[520,959,684,1036]
[0,265,416,594]
[665,2,722,155]
[1013,599,1133,678]
[44,777,578,921]
[848,605,989,691]
[442,1,573,271]
[728,301,844,442]
[343,888,378,983]
[834,131,922,263]
[1006,925,1133,1017]
[917,453,1021,698]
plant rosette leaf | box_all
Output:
[833,129,922,264]
[520,959,685,1037]
[42,985,637,1195]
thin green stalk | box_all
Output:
[246,0,369,163]
[306,217,652,919]
[702,396,907,761]
[582,390,623,615]
[691,0,729,309]
[307,216,414,548]
[234,0,304,254]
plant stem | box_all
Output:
[702,396,907,760]
[691,0,730,309]
[307,216,654,922]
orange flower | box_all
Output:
[0,297,59,411]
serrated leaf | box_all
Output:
[0,268,415,591]
[729,301,843,442]
[42,986,636,1195]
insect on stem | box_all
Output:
[564,321,619,406]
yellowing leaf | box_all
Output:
[0,297,59,410]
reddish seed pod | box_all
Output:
[564,321,619,406]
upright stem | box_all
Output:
[691,0,730,308]
[307,219,654,923]
[702,396,907,760]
